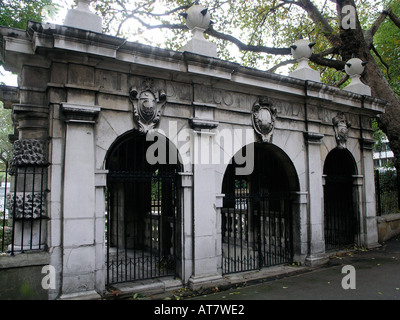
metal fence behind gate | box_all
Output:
[221,192,293,275]
[106,170,180,285]
[375,169,400,216]
[1,162,47,254]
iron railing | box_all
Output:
[0,162,47,254]
[221,192,293,275]
[375,169,400,216]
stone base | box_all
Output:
[289,67,320,82]
[305,253,329,267]
[188,274,223,291]
[59,290,102,300]
[180,28,218,58]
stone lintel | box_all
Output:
[189,118,219,130]
[303,131,324,145]
[61,103,101,123]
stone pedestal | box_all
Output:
[64,0,102,33]
[289,58,320,82]
[181,28,217,58]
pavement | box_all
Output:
[188,236,400,300]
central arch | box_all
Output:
[105,131,182,285]
[221,143,299,274]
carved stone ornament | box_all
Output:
[12,139,48,166]
[6,192,47,219]
[252,98,277,142]
[129,78,167,134]
[332,112,352,149]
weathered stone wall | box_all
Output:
[0,252,49,300]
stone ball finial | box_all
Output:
[182,4,211,31]
[345,57,368,77]
[290,39,316,61]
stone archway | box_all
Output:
[105,131,182,285]
[220,142,299,274]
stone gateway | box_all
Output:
[0,2,387,299]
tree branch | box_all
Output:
[309,53,345,71]
[267,59,296,72]
[335,73,349,87]
[368,10,390,38]
[206,27,291,55]
[371,44,391,81]
[388,9,400,29]
[297,0,341,47]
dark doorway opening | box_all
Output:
[324,148,358,250]
[221,143,297,274]
[105,132,181,285]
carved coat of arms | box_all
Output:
[129,78,167,133]
[252,98,277,142]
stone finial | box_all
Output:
[288,39,320,82]
[180,3,217,58]
[63,0,103,33]
[343,57,371,96]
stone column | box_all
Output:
[188,131,222,290]
[178,172,193,284]
[304,131,328,266]
[59,103,102,299]
[359,138,380,248]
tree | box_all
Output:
[0,102,12,170]
[90,0,400,172]
[373,0,400,97]
[0,0,55,30]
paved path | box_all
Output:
[190,237,400,300]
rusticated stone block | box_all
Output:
[12,139,48,166]
[6,192,47,219]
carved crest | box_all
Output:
[129,78,167,133]
[332,112,352,149]
[252,97,277,142]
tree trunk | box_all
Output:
[366,55,400,171]
[336,0,400,171]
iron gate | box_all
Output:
[221,191,293,274]
[221,145,294,275]
[324,176,358,250]
[105,134,181,285]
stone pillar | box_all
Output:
[9,62,50,252]
[359,138,380,248]
[179,172,193,284]
[304,131,328,266]
[59,103,102,299]
[188,131,222,290]
[7,138,48,252]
